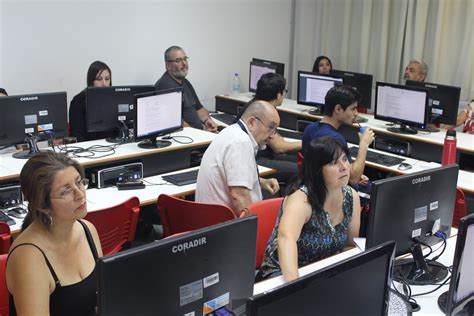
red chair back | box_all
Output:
[452,188,468,229]
[0,223,11,255]
[157,194,236,238]
[297,151,304,170]
[0,254,8,316]
[241,197,283,269]
[85,197,140,256]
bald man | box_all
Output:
[196,100,280,216]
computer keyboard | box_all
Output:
[211,113,237,125]
[0,211,16,226]
[162,169,199,186]
[277,128,303,140]
[349,147,405,167]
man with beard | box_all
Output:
[403,59,428,82]
[302,85,374,186]
[155,46,217,132]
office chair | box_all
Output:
[85,197,140,256]
[297,151,304,170]
[452,188,468,229]
[0,254,8,316]
[240,197,283,269]
[0,222,11,255]
[157,194,236,238]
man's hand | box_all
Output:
[260,178,280,195]
[358,174,369,186]
[358,128,375,148]
[204,117,218,133]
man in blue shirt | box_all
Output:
[302,85,374,185]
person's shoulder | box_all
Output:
[70,89,86,107]
[155,72,175,88]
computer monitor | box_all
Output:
[98,216,258,316]
[133,87,183,149]
[248,61,278,93]
[0,91,67,159]
[332,69,373,110]
[406,80,461,127]
[374,82,429,135]
[296,71,343,115]
[251,58,285,77]
[246,241,395,316]
[86,85,155,143]
[366,164,459,285]
[438,214,474,315]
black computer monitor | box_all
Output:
[133,87,183,149]
[366,165,459,285]
[0,91,67,159]
[86,85,155,143]
[374,82,429,135]
[406,80,461,127]
[296,71,343,115]
[332,69,373,110]
[251,58,285,77]
[438,214,474,315]
[246,241,395,316]
[98,216,258,316]
[248,61,278,93]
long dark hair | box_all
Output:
[20,151,84,230]
[86,60,112,87]
[287,137,349,211]
[312,55,333,73]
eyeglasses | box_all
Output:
[255,117,277,135]
[167,56,190,64]
[50,178,89,201]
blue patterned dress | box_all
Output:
[260,185,354,279]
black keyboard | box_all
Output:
[211,113,237,125]
[0,211,15,226]
[277,128,303,140]
[349,147,405,167]
[162,169,199,186]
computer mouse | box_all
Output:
[397,162,412,171]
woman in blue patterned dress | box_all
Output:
[260,136,361,281]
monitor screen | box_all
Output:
[297,71,343,109]
[246,241,395,316]
[406,80,461,126]
[248,61,278,93]
[374,82,429,134]
[133,87,183,149]
[439,214,474,315]
[86,85,155,134]
[98,216,258,316]
[0,91,67,147]
[251,58,285,77]
[332,69,373,110]
[366,165,458,284]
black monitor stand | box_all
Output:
[415,125,440,133]
[137,137,171,149]
[12,134,41,159]
[387,123,418,135]
[106,121,134,144]
[308,107,323,116]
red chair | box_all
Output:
[85,197,140,256]
[297,151,304,170]
[240,198,283,269]
[452,188,468,229]
[0,222,11,255]
[157,194,236,238]
[0,254,8,316]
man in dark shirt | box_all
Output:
[155,46,217,132]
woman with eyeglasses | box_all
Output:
[69,60,114,142]
[259,137,360,282]
[6,151,102,316]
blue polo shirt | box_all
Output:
[302,122,352,161]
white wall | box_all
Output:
[0,0,292,111]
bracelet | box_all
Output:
[241,207,250,216]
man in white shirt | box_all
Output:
[196,100,280,216]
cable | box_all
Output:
[142,179,168,186]
[170,135,193,144]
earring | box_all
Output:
[48,212,53,227]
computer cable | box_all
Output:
[169,135,193,144]
[141,179,168,186]
[56,143,120,159]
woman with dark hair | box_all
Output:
[259,137,360,281]
[312,55,333,74]
[6,151,102,316]
[0,88,8,96]
[69,60,113,142]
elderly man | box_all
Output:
[155,46,217,132]
[403,59,428,82]
[196,100,280,216]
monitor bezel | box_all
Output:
[374,81,429,130]
[332,69,373,110]
[296,70,343,108]
[251,58,285,77]
[248,61,278,93]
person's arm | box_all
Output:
[267,133,302,154]
[350,128,374,185]
[6,246,53,316]
[277,191,312,282]
[343,188,361,251]
[456,103,472,126]
[196,107,217,132]
[229,186,253,216]
[69,95,86,142]
[260,177,280,195]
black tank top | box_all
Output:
[8,220,99,316]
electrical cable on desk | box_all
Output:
[169,135,193,144]
[56,143,120,159]
[141,179,168,186]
